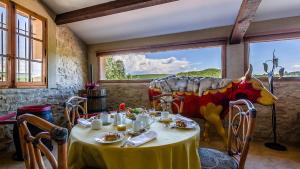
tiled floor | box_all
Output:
[0,140,299,169]
[200,140,300,169]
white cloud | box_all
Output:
[111,54,190,74]
[292,64,300,69]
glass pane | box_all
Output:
[250,39,300,77]
[31,62,42,82]
[16,10,29,36]
[0,30,7,55]
[16,35,29,58]
[104,47,222,80]
[0,2,7,29]
[0,56,6,82]
[32,40,42,61]
[16,59,29,82]
[31,16,43,40]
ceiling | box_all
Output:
[255,0,300,21]
[42,0,300,44]
[43,0,114,14]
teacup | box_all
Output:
[133,120,142,132]
[161,111,170,119]
[137,113,155,129]
[91,119,102,130]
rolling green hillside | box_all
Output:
[129,74,170,79]
[177,68,221,77]
[127,68,221,80]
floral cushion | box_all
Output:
[198,148,238,169]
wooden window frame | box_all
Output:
[96,38,227,83]
[0,0,10,88]
[244,30,300,82]
[0,0,47,88]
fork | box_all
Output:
[120,136,132,148]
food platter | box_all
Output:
[95,132,125,144]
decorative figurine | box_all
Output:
[149,64,277,147]
[263,50,287,151]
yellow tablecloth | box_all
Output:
[68,117,201,169]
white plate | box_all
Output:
[158,117,173,123]
[171,122,197,129]
[95,132,125,144]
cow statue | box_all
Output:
[148,65,277,146]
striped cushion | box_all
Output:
[198,148,238,169]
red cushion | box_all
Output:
[0,112,17,121]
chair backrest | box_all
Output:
[227,99,256,169]
[17,114,68,169]
[64,96,88,130]
[152,93,184,114]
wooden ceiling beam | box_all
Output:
[55,0,178,25]
[230,0,262,44]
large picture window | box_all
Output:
[0,1,47,88]
[99,45,224,81]
[249,38,300,77]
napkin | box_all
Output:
[77,118,91,127]
[127,131,157,147]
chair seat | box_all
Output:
[198,148,238,169]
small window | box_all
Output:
[100,46,223,80]
[249,38,300,77]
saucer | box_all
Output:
[158,118,173,123]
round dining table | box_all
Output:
[68,116,201,169]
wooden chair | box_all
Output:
[151,93,184,114]
[198,99,256,169]
[64,96,88,131]
[17,114,68,169]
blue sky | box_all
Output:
[112,46,222,75]
[146,47,221,72]
[113,38,300,76]
[250,39,300,74]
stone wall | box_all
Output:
[254,81,300,143]
[102,81,300,144]
[0,26,88,151]
[101,83,150,109]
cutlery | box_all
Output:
[120,136,132,148]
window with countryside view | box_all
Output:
[250,38,300,77]
[102,46,222,80]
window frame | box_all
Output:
[0,0,10,88]
[97,38,227,83]
[0,0,48,88]
[244,30,300,81]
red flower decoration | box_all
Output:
[119,103,126,111]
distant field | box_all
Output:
[127,68,221,80]
[254,71,300,77]
[130,74,170,79]
[177,68,221,77]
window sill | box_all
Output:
[14,82,48,89]
[99,80,152,83]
